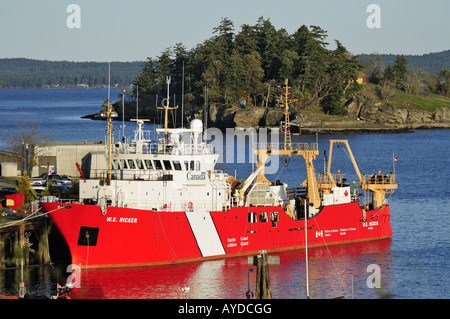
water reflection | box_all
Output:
[66,239,393,299]
[0,239,393,299]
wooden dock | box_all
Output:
[0,217,50,269]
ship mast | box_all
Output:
[157,76,178,140]
[254,79,321,208]
[276,79,298,167]
[101,63,118,181]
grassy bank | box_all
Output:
[392,91,450,112]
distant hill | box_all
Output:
[358,50,450,75]
[1,50,448,89]
[0,58,144,89]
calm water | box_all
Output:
[0,89,449,299]
[0,88,124,149]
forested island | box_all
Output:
[2,17,449,131]
[109,17,450,131]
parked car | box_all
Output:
[31,183,46,195]
[30,173,72,186]
[59,175,73,184]
[31,181,72,196]
[29,173,48,185]
[47,174,72,185]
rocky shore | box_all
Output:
[83,86,450,134]
[206,86,450,134]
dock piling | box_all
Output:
[255,250,272,299]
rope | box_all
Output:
[0,206,63,230]
[156,211,178,259]
[312,216,349,298]
[0,208,42,230]
[342,146,353,164]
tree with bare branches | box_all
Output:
[2,118,51,175]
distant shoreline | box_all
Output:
[0,86,125,90]
[80,110,449,135]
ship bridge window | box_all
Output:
[163,160,172,170]
[113,159,120,170]
[270,212,279,227]
[259,212,268,223]
[185,161,195,171]
[173,160,182,171]
[248,212,257,223]
[154,160,163,170]
[144,160,153,170]
[120,159,128,169]
[196,161,201,171]
[128,159,136,169]
[136,159,144,169]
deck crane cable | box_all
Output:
[312,216,349,298]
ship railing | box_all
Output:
[39,196,76,204]
[230,196,239,207]
[159,143,215,156]
[109,142,215,156]
[133,129,152,142]
[362,173,396,185]
[89,169,166,181]
[256,142,318,152]
[286,187,307,198]
[316,173,346,184]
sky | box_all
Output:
[0,0,449,62]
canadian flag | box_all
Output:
[393,154,398,162]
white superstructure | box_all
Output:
[79,119,235,212]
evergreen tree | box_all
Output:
[254,17,288,82]
[322,41,361,115]
[393,55,408,88]
[128,17,363,116]
[134,57,158,96]
[212,17,235,61]
[383,65,395,81]
[292,25,329,104]
[16,172,38,204]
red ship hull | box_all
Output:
[41,201,392,268]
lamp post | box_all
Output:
[25,143,29,175]
[122,89,126,142]
[246,268,255,299]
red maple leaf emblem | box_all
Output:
[344,190,349,197]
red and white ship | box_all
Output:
[40,80,397,269]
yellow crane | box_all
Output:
[318,140,397,209]
[254,80,398,211]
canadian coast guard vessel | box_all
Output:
[40,80,398,268]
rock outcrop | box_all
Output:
[344,90,450,129]
[207,104,284,129]
[84,86,450,133]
